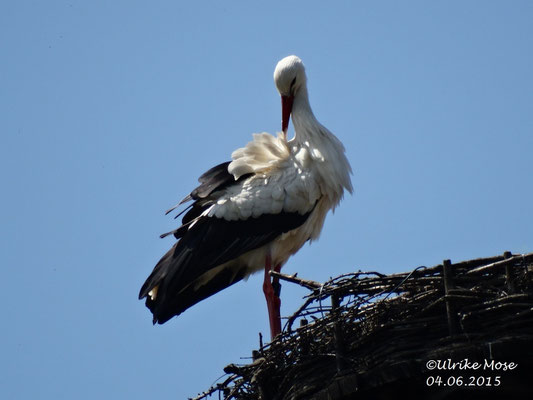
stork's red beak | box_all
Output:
[281,95,294,134]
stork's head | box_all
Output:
[274,55,307,133]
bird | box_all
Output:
[139,55,353,340]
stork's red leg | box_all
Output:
[263,255,282,339]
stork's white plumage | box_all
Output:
[139,55,352,339]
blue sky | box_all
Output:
[1,1,532,399]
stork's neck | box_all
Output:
[291,86,322,144]
[289,84,354,199]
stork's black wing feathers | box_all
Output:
[139,209,311,324]
[191,161,234,199]
[176,161,252,206]
[139,162,314,324]
[161,161,252,237]
[166,161,244,215]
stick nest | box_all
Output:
[191,252,533,400]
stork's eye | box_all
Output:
[290,77,297,90]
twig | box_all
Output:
[466,252,533,275]
[286,297,317,333]
[270,271,321,290]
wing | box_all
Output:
[139,160,319,324]
[164,161,244,215]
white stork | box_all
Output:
[139,55,352,339]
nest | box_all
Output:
[192,252,533,400]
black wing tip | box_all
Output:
[164,196,193,216]
[179,195,193,206]
[164,204,179,215]
[139,292,171,325]
[149,307,176,325]
[138,285,149,300]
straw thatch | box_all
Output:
[191,251,533,400]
